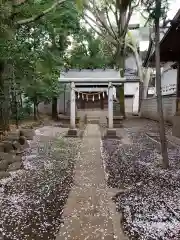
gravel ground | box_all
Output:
[102,119,180,240]
[0,126,81,240]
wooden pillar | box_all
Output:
[108,82,113,129]
[70,82,75,129]
[100,93,104,109]
[80,97,84,109]
[176,63,180,115]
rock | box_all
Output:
[19,137,29,148]
[12,140,21,150]
[4,131,20,141]
[8,155,22,164]
[0,171,10,179]
[0,152,13,160]
[0,143,5,152]
[19,136,27,145]
[2,141,14,153]
[0,152,22,164]
[20,129,35,140]
[16,147,25,155]
[8,161,23,171]
[0,160,9,171]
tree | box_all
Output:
[141,0,169,168]
[67,28,114,69]
[0,0,81,129]
[83,0,141,116]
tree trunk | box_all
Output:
[52,97,58,120]
[33,99,38,121]
[0,61,10,132]
[20,92,23,107]
[155,0,169,168]
[119,51,125,117]
[14,92,19,128]
[64,85,66,114]
[118,9,126,117]
[11,69,19,128]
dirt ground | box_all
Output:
[0,126,81,240]
[102,118,180,240]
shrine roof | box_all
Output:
[144,9,180,66]
[60,69,140,81]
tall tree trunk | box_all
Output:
[11,68,19,128]
[155,0,169,168]
[20,92,23,107]
[118,8,126,117]
[64,85,66,114]
[118,50,125,117]
[33,98,38,121]
[0,61,10,132]
[52,97,58,120]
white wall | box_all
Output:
[125,98,133,113]
[141,96,176,123]
[141,62,177,122]
[124,82,139,95]
[125,56,137,70]
[161,62,177,95]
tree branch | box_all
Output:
[122,3,133,37]
[83,16,105,38]
[86,0,117,41]
[16,0,66,25]
[83,13,116,46]
[126,42,143,82]
[104,3,118,40]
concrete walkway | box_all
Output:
[56,124,114,240]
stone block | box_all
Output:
[106,116,124,128]
[8,161,23,171]
[8,155,22,164]
[0,152,21,165]
[0,152,13,161]
[0,171,10,179]
[66,129,78,137]
[18,136,29,148]
[0,143,5,152]
[20,129,35,140]
[2,141,14,153]
[0,160,9,171]
[12,140,21,150]
[103,129,121,139]
[4,131,20,141]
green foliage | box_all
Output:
[67,28,115,69]
[0,0,81,124]
[141,0,170,22]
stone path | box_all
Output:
[56,124,114,240]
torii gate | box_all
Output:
[59,76,128,137]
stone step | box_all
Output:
[87,119,99,124]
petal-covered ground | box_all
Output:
[0,126,81,240]
[102,119,180,240]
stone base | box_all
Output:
[106,116,124,128]
[103,129,120,139]
[66,129,78,138]
[172,116,180,138]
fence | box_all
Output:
[140,94,177,123]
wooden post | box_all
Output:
[176,63,180,115]
[108,82,113,129]
[70,82,76,129]
[100,94,104,109]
